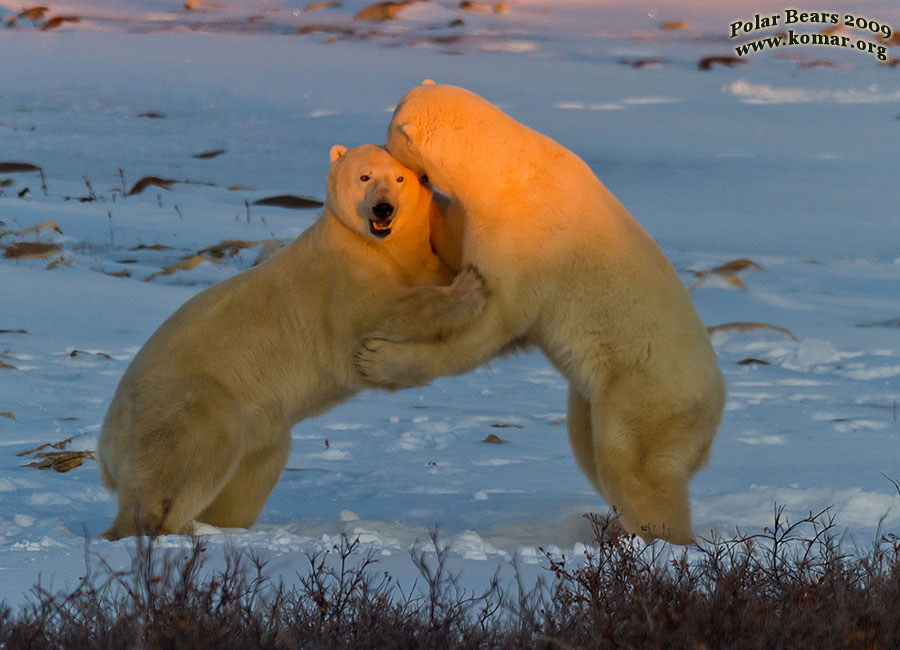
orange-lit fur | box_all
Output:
[356,84,726,544]
[97,145,488,540]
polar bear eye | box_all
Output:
[396,176,404,183]
[359,175,370,182]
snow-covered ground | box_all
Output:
[1,0,898,610]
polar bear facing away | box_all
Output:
[97,144,488,540]
[357,83,726,544]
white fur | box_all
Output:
[356,84,726,544]
[96,144,488,539]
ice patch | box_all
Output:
[412,487,460,495]
[306,448,350,461]
[448,530,508,561]
[696,486,900,532]
[788,393,828,401]
[325,422,368,431]
[516,546,542,564]
[832,420,889,433]
[622,96,680,105]
[473,488,523,501]
[11,536,67,551]
[556,97,678,111]
[777,378,829,386]
[13,514,35,527]
[783,339,840,371]
[736,431,786,446]
[725,80,900,105]
[479,40,537,53]
[28,493,73,506]
[847,365,900,380]
[729,392,777,403]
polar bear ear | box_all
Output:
[329,145,348,163]
[421,78,436,85]
[394,122,419,146]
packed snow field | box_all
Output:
[1,0,899,609]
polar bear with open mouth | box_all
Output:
[97,144,488,539]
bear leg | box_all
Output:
[198,433,291,528]
[101,380,246,540]
[590,403,696,545]
[565,387,601,490]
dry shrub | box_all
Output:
[1,509,898,649]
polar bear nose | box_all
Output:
[372,203,394,219]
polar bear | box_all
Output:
[356,83,726,544]
[97,144,488,540]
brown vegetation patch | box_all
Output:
[128,177,178,195]
[698,55,746,70]
[659,20,690,31]
[0,162,41,174]
[145,255,216,282]
[69,349,112,360]
[192,149,226,160]
[253,194,324,209]
[3,242,61,260]
[25,450,94,472]
[197,238,283,259]
[306,1,342,10]
[295,24,354,35]
[42,15,80,30]
[689,258,762,291]
[354,1,414,22]
[707,321,798,341]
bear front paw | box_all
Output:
[355,339,425,390]
[447,265,491,323]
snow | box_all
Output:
[1,0,899,611]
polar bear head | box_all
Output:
[386,82,502,195]
[326,144,429,241]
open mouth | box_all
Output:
[367,218,394,238]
